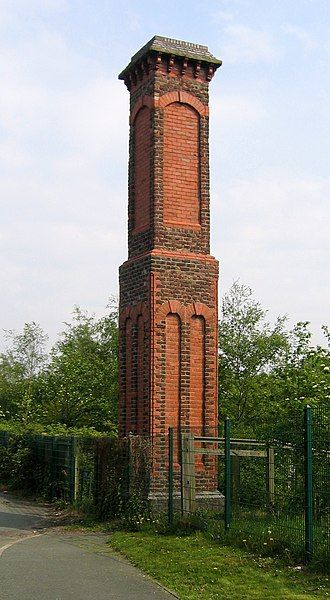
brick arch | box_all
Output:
[156,90,208,117]
[130,95,154,124]
[119,306,132,326]
[120,301,148,326]
[187,301,214,322]
[156,300,186,323]
[131,300,148,324]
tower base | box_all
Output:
[148,490,224,514]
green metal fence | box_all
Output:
[219,405,329,565]
[167,405,329,566]
[219,417,307,563]
[0,432,76,502]
[0,403,328,567]
[34,435,76,501]
[0,431,151,518]
[313,405,330,565]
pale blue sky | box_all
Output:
[0,0,329,346]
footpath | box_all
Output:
[0,492,175,600]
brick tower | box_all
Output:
[118,36,221,495]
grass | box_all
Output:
[203,511,329,571]
[107,530,329,600]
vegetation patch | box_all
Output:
[108,530,329,600]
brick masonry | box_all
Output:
[118,36,221,494]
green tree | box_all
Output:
[218,282,329,441]
[262,322,330,443]
[0,322,48,422]
[38,303,118,433]
[218,282,288,431]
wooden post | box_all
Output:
[224,418,232,530]
[181,432,196,515]
[267,446,275,511]
[232,454,240,505]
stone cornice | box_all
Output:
[119,35,221,86]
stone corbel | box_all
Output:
[155,53,162,71]
[137,63,143,81]
[131,69,137,86]
[146,55,154,72]
[124,74,132,91]
[143,59,150,76]
[194,61,201,78]
[167,54,175,73]
[181,57,188,76]
[206,65,214,81]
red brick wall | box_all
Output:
[133,106,151,232]
[163,103,200,227]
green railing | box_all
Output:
[167,405,329,566]
[0,431,151,518]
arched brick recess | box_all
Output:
[137,314,145,435]
[133,106,151,233]
[163,102,200,228]
[165,313,181,433]
[124,318,132,434]
[190,315,205,432]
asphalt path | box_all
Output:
[0,492,176,600]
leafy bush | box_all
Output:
[0,435,35,491]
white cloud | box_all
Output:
[212,174,330,343]
[0,0,68,28]
[211,9,237,22]
[282,24,317,51]
[212,91,267,129]
[0,4,328,352]
[222,25,279,64]
[0,27,128,346]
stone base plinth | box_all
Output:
[148,490,224,513]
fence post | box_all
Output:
[267,446,275,512]
[232,455,240,504]
[67,437,75,503]
[51,436,56,500]
[224,417,231,530]
[94,440,100,508]
[304,405,313,561]
[181,431,196,515]
[127,435,132,505]
[72,437,79,502]
[168,427,174,526]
